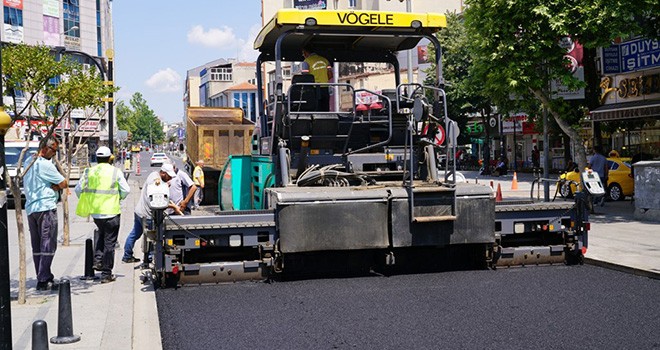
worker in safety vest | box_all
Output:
[192,159,205,209]
[302,46,334,111]
[75,146,130,283]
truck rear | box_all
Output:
[185,107,254,205]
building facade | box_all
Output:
[2,0,114,155]
[592,37,660,159]
[184,59,258,122]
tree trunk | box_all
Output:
[54,158,70,246]
[531,89,589,171]
[61,184,70,246]
[8,175,27,304]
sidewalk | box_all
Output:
[461,170,660,277]
[8,175,162,349]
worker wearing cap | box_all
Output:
[24,136,68,291]
[75,146,130,283]
[122,163,178,264]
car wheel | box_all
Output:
[608,183,624,201]
[560,182,573,199]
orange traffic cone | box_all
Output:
[511,172,518,190]
[495,183,503,202]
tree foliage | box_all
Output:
[463,0,658,169]
[2,43,115,304]
[116,92,164,145]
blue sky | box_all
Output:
[113,1,263,123]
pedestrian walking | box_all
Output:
[588,145,609,209]
[532,145,540,169]
[122,163,178,264]
[75,146,130,283]
[24,137,68,291]
[192,160,205,209]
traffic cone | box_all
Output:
[511,172,518,190]
[495,183,503,202]
[136,157,141,176]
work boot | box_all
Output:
[100,275,116,284]
[122,256,141,263]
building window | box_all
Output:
[63,0,80,37]
[96,0,102,56]
[232,91,257,122]
[210,67,232,81]
[3,6,23,26]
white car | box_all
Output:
[150,153,169,167]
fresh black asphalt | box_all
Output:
[156,265,660,349]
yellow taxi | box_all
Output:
[558,157,633,201]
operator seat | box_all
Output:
[289,74,318,112]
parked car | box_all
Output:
[558,157,633,201]
[150,152,169,167]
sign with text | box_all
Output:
[552,37,585,100]
[78,120,100,131]
[601,38,660,74]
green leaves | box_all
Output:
[117,92,165,145]
[2,43,115,121]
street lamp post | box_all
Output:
[53,47,115,153]
[0,43,15,349]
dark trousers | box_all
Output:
[319,87,330,111]
[93,215,121,277]
[28,209,58,283]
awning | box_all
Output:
[590,99,660,121]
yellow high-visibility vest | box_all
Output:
[76,163,121,216]
[304,53,330,83]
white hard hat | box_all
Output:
[96,146,112,157]
[160,163,177,177]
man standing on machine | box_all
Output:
[302,46,333,111]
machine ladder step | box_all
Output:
[412,215,457,223]
[408,185,456,223]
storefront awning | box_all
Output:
[590,100,660,121]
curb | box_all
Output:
[584,257,660,280]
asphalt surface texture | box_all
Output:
[157,265,660,350]
[144,152,659,349]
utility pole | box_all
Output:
[106,50,115,152]
[406,0,413,87]
[0,42,14,349]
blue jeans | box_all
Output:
[123,214,149,260]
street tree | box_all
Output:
[116,100,136,135]
[425,12,498,172]
[2,43,114,304]
[122,92,165,146]
[463,0,659,170]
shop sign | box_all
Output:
[79,120,99,131]
[600,70,660,104]
[464,122,484,135]
[601,38,660,74]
